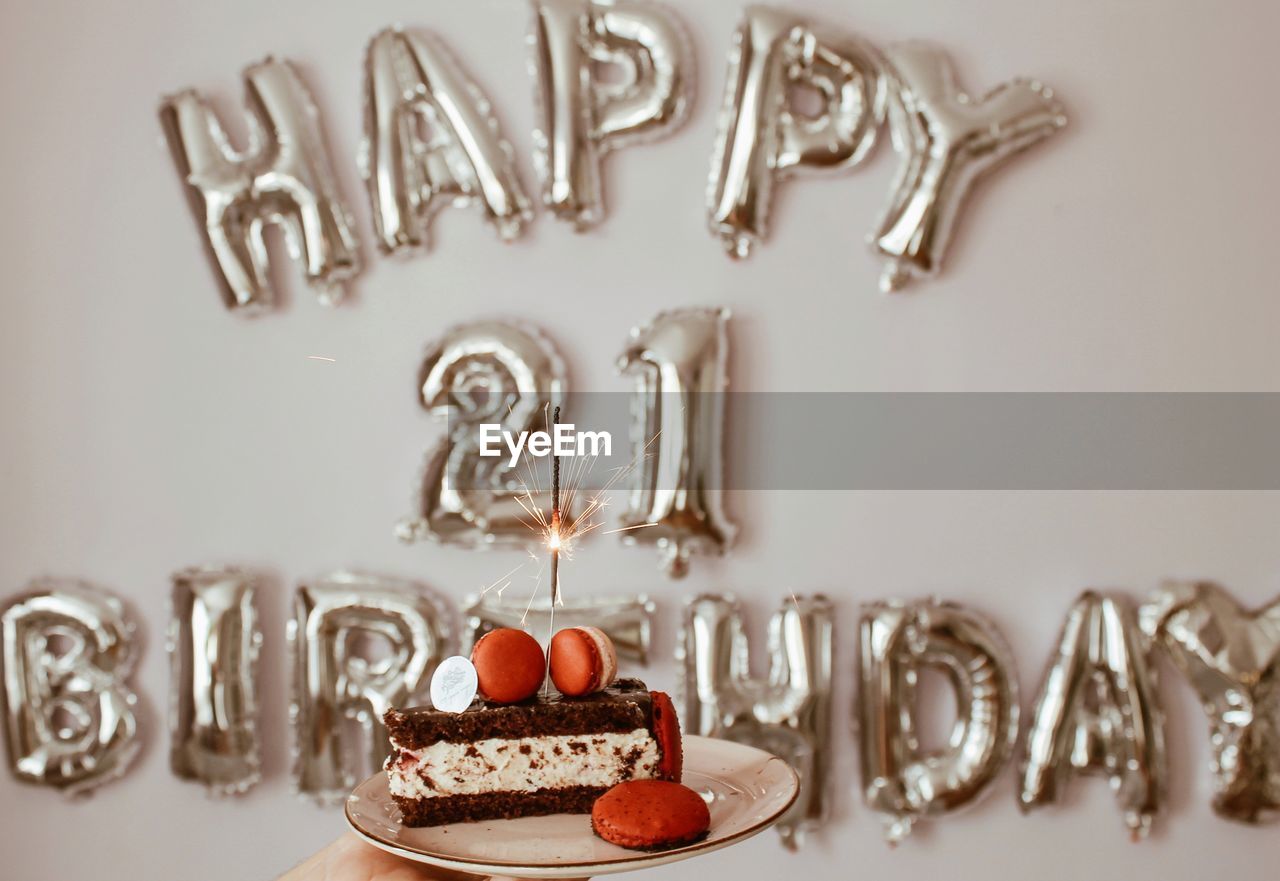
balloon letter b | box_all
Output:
[1,580,141,795]
[159,58,361,313]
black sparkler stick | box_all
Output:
[550,405,561,607]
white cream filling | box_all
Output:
[580,626,618,689]
[387,729,658,799]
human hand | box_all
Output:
[278,834,482,881]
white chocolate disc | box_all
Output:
[430,655,478,713]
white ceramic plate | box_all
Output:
[346,735,799,878]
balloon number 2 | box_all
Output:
[399,310,736,577]
[397,322,566,548]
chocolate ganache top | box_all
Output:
[384,678,656,748]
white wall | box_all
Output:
[2,0,1279,879]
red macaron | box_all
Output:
[549,626,618,697]
[650,691,682,782]
[470,628,545,704]
[591,779,711,851]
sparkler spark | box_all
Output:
[478,559,530,599]
[494,398,660,637]
[602,522,659,536]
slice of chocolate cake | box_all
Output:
[384,679,679,827]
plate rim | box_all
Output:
[345,735,800,876]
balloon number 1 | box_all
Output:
[618,307,737,577]
[398,310,736,577]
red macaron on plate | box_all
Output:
[346,735,799,878]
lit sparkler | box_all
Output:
[548,405,563,620]
[475,401,661,642]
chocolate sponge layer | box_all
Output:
[392,786,607,827]
[384,679,655,749]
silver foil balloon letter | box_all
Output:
[466,592,655,663]
[617,308,737,578]
[1140,581,1280,824]
[677,593,833,849]
[397,321,565,547]
[708,5,885,258]
[168,567,262,795]
[362,28,532,253]
[1,580,141,795]
[290,572,452,804]
[873,42,1066,291]
[1018,591,1166,838]
[158,57,361,313]
[858,598,1019,843]
[529,0,693,228]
